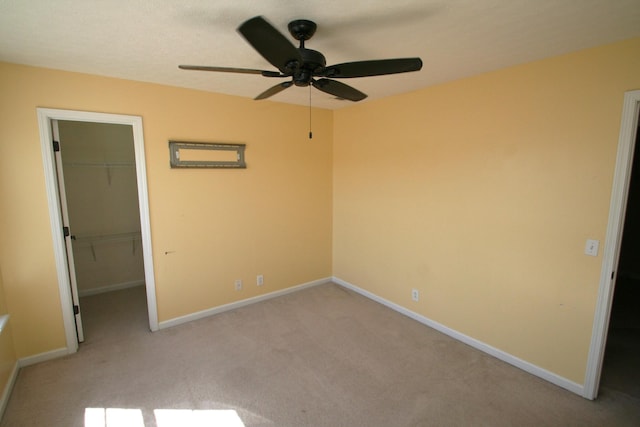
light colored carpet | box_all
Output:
[2,282,639,426]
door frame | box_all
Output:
[37,108,158,354]
[583,90,640,399]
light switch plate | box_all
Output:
[585,239,599,257]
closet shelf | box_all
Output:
[73,232,141,261]
[63,161,135,168]
[73,231,141,245]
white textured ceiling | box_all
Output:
[1,0,639,110]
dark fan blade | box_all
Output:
[179,65,283,77]
[323,58,422,78]
[312,79,367,102]
[255,81,293,100]
[238,16,303,74]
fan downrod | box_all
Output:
[288,19,317,41]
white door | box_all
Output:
[51,119,85,343]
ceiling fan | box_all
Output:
[179,16,423,102]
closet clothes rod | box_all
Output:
[62,161,135,185]
[73,231,141,261]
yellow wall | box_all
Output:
[333,37,640,384]
[0,63,333,357]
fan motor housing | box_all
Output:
[294,48,326,86]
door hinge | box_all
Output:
[53,140,60,152]
[611,271,616,280]
[73,305,79,315]
[63,226,70,237]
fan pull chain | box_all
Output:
[309,85,313,139]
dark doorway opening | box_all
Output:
[600,114,640,398]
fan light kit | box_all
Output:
[179,16,423,102]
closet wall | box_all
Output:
[58,121,144,296]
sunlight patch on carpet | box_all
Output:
[85,408,144,426]
[85,407,245,427]
[155,409,245,426]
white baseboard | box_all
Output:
[18,347,70,368]
[159,277,331,330]
[332,276,585,397]
[0,361,18,420]
[0,315,17,421]
[79,280,145,297]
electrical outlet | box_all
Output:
[257,274,264,286]
[234,279,243,291]
[411,289,419,302]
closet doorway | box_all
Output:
[584,90,640,399]
[599,116,640,397]
[38,109,158,354]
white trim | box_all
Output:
[159,277,331,330]
[79,280,145,297]
[332,276,585,396]
[18,347,70,368]
[0,315,9,335]
[130,116,159,332]
[0,361,18,420]
[37,108,159,356]
[584,90,640,400]
[0,314,17,421]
